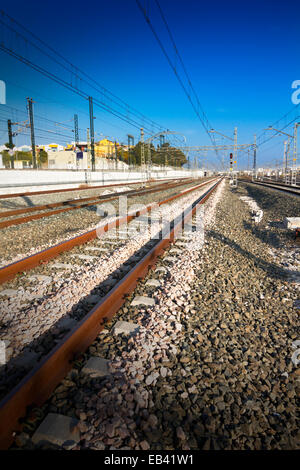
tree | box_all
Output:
[1,150,10,167]
[152,143,187,167]
[38,149,48,166]
[115,141,187,168]
[4,142,14,150]
[1,150,34,168]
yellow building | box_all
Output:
[95,139,119,158]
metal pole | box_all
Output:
[27,98,37,169]
[140,128,146,182]
[115,141,118,170]
[89,97,95,171]
[7,119,14,169]
[127,134,134,169]
[140,128,145,168]
[292,123,298,186]
[232,127,237,187]
[74,114,79,146]
[283,140,287,183]
[252,134,256,181]
[85,128,91,183]
[147,143,151,169]
[127,135,131,168]
[74,114,79,170]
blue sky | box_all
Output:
[0,0,299,169]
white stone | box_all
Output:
[145,279,161,287]
[164,256,177,262]
[112,321,140,336]
[69,254,98,261]
[131,296,155,307]
[169,248,182,254]
[285,217,300,229]
[28,275,52,283]
[84,247,107,252]
[81,357,111,378]
[175,242,187,247]
[0,289,18,297]
[155,267,167,273]
[32,413,80,449]
[51,263,74,269]
[253,210,263,223]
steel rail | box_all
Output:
[0,177,187,200]
[240,177,300,189]
[250,179,299,189]
[239,179,300,196]
[0,177,222,449]
[0,178,217,285]
[0,179,196,229]
[0,180,177,218]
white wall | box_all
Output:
[0,168,207,195]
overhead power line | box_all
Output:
[256,104,300,148]
[1,10,164,134]
[0,10,166,135]
[136,0,220,161]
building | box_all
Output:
[95,139,118,158]
[47,150,128,170]
[39,143,64,153]
[66,142,88,152]
[47,151,86,169]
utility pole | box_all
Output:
[86,128,91,179]
[127,134,134,168]
[89,97,95,171]
[252,134,257,181]
[283,140,288,183]
[27,98,37,169]
[140,128,146,182]
[147,142,151,169]
[230,127,237,187]
[74,114,79,170]
[7,119,14,169]
[74,114,79,147]
[140,128,145,167]
[115,141,118,170]
[159,134,166,168]
[292,123,299,186]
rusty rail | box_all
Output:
[0,179,196,229]
[0,178,222,449]
[0,178,217,285]
[239,179,300,196]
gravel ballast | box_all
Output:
[7,180,300,450]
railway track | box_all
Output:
[0,178,215,284]
[0,179,196,229]
[0,177,187,200]
[239,179,300,196]
[0,179,211,268]
[0,177,222,449]
[0,179,218,390]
